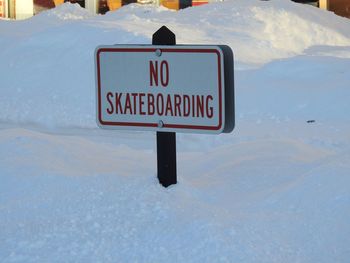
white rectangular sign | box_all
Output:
[95,45,232,134]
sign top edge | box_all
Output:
[95,44,226,53]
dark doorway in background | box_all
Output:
[64,0,85,8]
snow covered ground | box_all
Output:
[1,0,350,262]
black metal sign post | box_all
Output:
[152,26,177,187]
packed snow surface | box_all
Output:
[1,0,350,262]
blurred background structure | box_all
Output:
[0,0,349,20]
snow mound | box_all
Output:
[0,0,349,128]
[1,125,350,262]
[1,1,350,262]
[34,2,93,21]
[103,0,350,65]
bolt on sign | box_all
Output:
[95,45,234,134]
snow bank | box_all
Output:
[0,1,349,129]
[1,1,350,262]
[1,124,349,262]
[103,0,350,65]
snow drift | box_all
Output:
[0,1,350,128]
[0,1,350,262]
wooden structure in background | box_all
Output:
[320,0,350,18]
[1,0,349,20]
[107,0,122,10]
[319,0,328,9]
[53,0,64,5]
[0,0,5,17]
[329,0,350,18]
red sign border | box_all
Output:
[96,47,223,131]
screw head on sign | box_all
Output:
[158,120,164,128]
[155,49,162,57]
